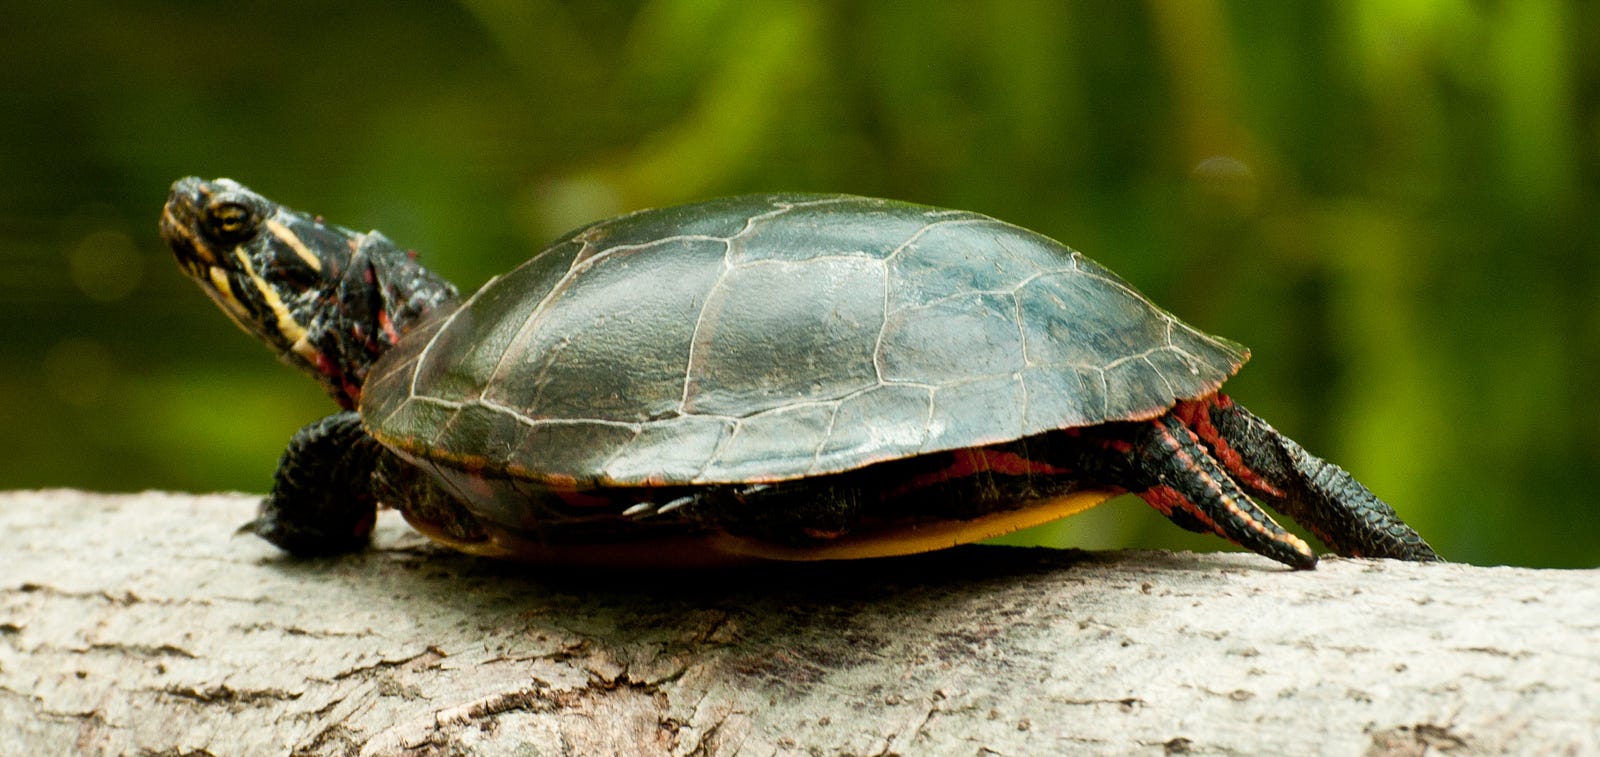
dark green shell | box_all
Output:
[360,194,1247,486]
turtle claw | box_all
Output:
[622,494,698,519]
[235,517,266,538]
[655,495,695,515]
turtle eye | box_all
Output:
[206,200,260,244]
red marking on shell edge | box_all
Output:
[555,490,615,509]
[1098,438,1135,454]
[1174,395,1284,498]
[462,472,497,500]
[802,528,849,540]
[959,448,1073,477]
[539,472,584,490]
[885,447,1074,500]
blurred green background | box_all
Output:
[3,1,1595,568]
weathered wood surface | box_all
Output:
[1,489,1596,756]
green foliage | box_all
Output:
[2,0,1594,566]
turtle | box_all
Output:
[160,177,1438,570]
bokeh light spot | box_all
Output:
[70,230,144,302]
[1188,155,1259,219]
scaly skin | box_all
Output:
[1069,394,1439,569]
[162,177,458,552]
[1178,396,1439,561]
[1082,407,1320,569]
[163,177,1439,568]
[245,412,381,556]
[159,177,457,409]
[574,394,1438,571]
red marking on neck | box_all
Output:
[311,348,362,410]
[377,310,400,344]
[339,380,362,409]
[312,350,338,377]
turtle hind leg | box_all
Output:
[1079,415,1319,569]
[1177,394,1440,562]
[245,411,383,556]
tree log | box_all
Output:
[1,489,1595,756]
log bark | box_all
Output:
[2,489,1596,756]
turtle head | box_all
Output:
[161,177,458,409]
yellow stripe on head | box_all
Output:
[204,265,256,334]
[264,217,323,273]
[233,247,310,348]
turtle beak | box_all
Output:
[161,177,219,272]
[160,177,274,342]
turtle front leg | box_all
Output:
[243,411,384,556]
[1077,414,1320,569]
[1175,395,1440,562]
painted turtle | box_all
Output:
[160,178,1437,570]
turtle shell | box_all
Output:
[360,194,1247,487]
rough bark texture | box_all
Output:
[2,490,1596,756]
